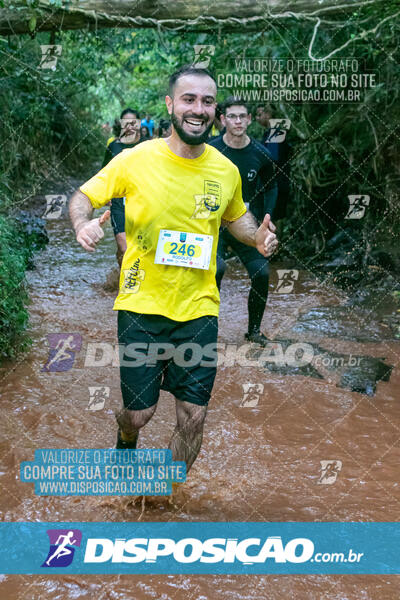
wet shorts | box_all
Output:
[110,197,125,235]
[118,311,218,410]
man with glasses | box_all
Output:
[209,98,277,346]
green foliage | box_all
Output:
[0,30,110,207]
[0,216,31,359]
[0,6,399,358]
[0,212,48,359]
[82,20,399,266]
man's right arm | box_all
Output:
[69,190,110,252]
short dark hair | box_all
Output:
[221,96,250,115]
[120,108,140,119]
[168,65,216,97]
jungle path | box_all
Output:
[1,187,399,599]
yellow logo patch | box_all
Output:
[191,180,221,219]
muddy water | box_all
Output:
[1,211,399,598]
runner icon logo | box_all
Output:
[275,269,299,294]
[42,529,82,567]
[317,460,342,485]
[267,119,291,143]
[240,383,264,407]
[42,333,82,372]
[345,195,370,219]
[40,45,62,70]
[88,386,110,411]
[43,195,67,219]
[192,45,215,69]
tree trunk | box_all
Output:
[1,0,381,36]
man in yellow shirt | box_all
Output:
[69,66,278,474]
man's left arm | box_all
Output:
[260,161,278,220]
[225,212,278,258]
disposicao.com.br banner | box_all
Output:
[0,522,399,574]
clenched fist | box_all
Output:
[76,210,110,252]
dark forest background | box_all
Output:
[1,3,399,358]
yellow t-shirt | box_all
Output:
[80,138,246,321]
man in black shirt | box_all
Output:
[102,108,141,265]
[209,98,277,345]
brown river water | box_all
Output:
[0,207,399,598]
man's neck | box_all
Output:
[166,130,205,159]
[223,132,250,149]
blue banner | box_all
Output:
[0,522,399,574]
[20,449,186,496]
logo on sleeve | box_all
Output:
[191,180,221,219]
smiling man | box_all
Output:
[69,65,278,475]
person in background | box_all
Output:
[140,125,151,141]
[158,119,172,138]
[255,104,291,220]
[102,108,141,265]
[209,97,276,346]
[140,113,155,138]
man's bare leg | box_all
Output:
[115,232,127,267]
[169,399,207,472]
[115,404,157,447]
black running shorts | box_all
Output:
[118,311,218,410]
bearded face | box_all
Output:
[166,74,217,146]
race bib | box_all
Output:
[154,229,213,270]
